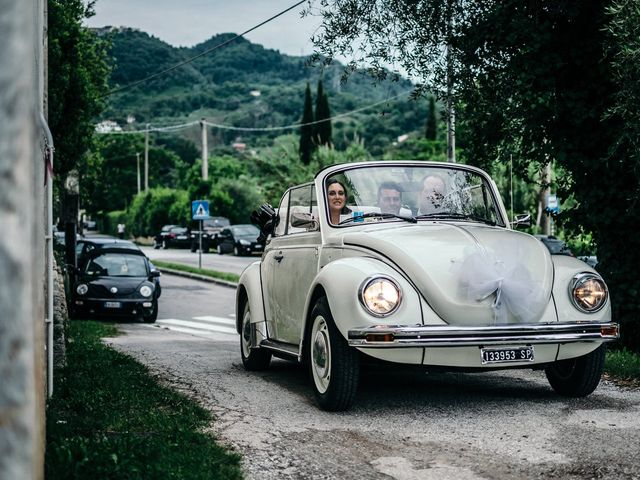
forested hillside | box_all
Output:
[98,28,428,153]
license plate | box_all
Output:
[104,301,122,308]
[481,346,534,364]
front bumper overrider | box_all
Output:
[348,322,619,348]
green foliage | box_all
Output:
[314,80,332,146]
[383,136,446,162]
[209,176,263,224]
[127,188,190,236]
[605,348,640,382]
[103,210,127,238]
[425,96,437,140]
[48,0,111,184]
[46,320,242,479]
[300,83,315,164]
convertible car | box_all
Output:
[237,161,618,411]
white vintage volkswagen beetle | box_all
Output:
[236,161,618,411]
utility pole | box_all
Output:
[136,152,141,194]
[542,162,551,235]
[200,118,208,180]
[144,124,149,191]
[446,0,456,163]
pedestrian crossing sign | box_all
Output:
[192,200,210,220]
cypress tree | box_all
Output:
[314,80,332,146]
[425,96,437,140]
[299,83,314,164]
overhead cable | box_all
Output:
[104,0,307,97]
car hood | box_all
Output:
[342,223,553,325]
[81,276,149,296]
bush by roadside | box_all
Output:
[45,320,242,479]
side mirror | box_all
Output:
[290,212,319,231]
[511,213,531,229]
[149,270,161,278]
[251,203,278,241]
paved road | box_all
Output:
[141,245,256,276]
[107,274,640,480]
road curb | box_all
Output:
[156,267,238,289]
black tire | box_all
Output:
[190,242,197,253]
[153,240,160,250]
[161,240,168,249]
[307,297,359,411]
[240,301,271,370]
[217,244,224,255]
[143,301,158,323]
[545,344,606,397]
[233,245,241,256]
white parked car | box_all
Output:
[236,161,618,411]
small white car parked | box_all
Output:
[236,161,618,411]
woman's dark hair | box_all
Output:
[326,177,351,214]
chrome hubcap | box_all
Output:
[311,315,331,393]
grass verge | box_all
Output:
[152,260,240,283]
[46,320,242,479]
[605,348,640,387]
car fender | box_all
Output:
[236,261,266,338]
[303,256,426,342]
[551,254,611,323]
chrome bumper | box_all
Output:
[348,322,619,348]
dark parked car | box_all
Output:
[190,216,231,253]
[216,224,264,256]
[534,235,574,256]
[76,238,140,267]
[69,247,161,323]
[153,224,178,249]
[156,226,191,249]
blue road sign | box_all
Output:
[192,200,210,220]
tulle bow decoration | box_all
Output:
[454,247,546,324]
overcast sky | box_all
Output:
[84,0,323,56]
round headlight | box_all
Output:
[76,284,88,295]
[570,273,607,313]
[139,285,153,298]
[359,276,402,316]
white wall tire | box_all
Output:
[307,297,359,411]
[240,302,271,370]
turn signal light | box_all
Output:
[601,325,619,338]
[365,333,395,343]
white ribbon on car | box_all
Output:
[454,246,546,325]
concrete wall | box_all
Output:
[0,1,46,478]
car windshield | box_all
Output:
[232,225,259,236]
[324,164,505,227]
[85,253,148,277]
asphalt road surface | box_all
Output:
[141,245,256,276]
[106,273,640,480]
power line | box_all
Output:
[95,90,413,135]
[104,0,307,97]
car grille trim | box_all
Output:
[348,322,619,347]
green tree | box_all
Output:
[299,83,315,164]
[314,79,332,146]
[48,0,111,218]
[425,96,437,140]
[311,0,640,350]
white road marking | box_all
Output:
[154,315,238,337]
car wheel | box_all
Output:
[307,297,359,411]
[143,301,158,323]
[153,240,160,250]
[240,301,271,370]
[217,244,224,255]
[545,344,606,397]
[190,242,197,253]
[162,240,168,249]
[233,245,241,256]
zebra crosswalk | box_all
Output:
[151,314,238,339]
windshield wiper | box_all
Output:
[413,211,496,226]
[338,212,417,225]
